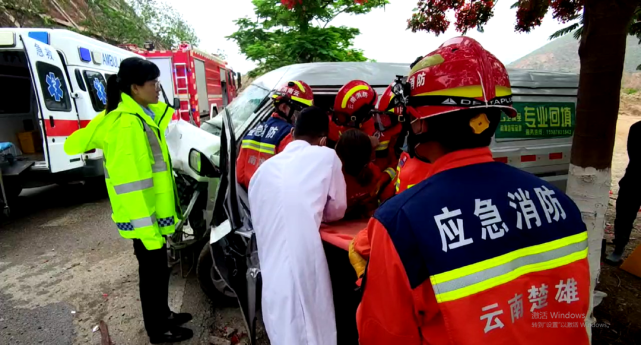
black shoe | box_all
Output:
[168,312,193,326]
[149,326,194,344]
[605,247,625,266]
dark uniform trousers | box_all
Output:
[614,175,641,253]
[614,121,641,254]
[133,239,171,336]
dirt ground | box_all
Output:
[593,108,641,344]
[0,184,262,345]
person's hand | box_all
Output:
[369,135,379,149]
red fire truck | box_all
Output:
[121,42,240,127]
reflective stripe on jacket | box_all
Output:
[357,147,590,345]
[236,114,293,190]
[64,93,179,250]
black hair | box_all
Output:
[106,57,160,113]
[422,108,501,152]
[335,129,373,186]
[294,106,329,139]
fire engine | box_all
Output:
[0,28,140,215]
[121,43,240,127]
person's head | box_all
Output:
[402,36,516,163]
[371,83,405,132]
[292,106,329,146]
[335,129,373,186]
[332,80,377,129]
[272,80,314,123]
[106,57,160,112]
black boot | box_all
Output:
[149,326,194,344]
[168,312,193,326]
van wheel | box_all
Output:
[197,243,237,305]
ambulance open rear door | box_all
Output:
[21,35,83,173]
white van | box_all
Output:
[0,29,140,213]
[202,62,578,191]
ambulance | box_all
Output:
[0,28,140,211]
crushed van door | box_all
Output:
[21,35,82,173]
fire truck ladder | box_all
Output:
[174,63,191,119]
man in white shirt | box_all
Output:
[248,106,347,345]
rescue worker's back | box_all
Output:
[356,37,590,345]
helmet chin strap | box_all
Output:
[275,101,298,123]
[406,124,435,163]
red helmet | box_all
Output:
[333,80,377,128]
[273,80,314,107]
[372,84,404,131]
[406,36,516,120]
[272,80,314,121]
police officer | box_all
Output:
[65,57,192,344]
[356,37,591,345]
[236,80,314,190]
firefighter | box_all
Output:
[332,81,397,192]
[366,83,404,176]
[356,37,591,345]
[378,139,433,201]
[329,80,378,147]
[349,140,433,282]
[64,57,192,344]
[236,80,314,190]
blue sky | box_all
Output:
[166,0,577,74]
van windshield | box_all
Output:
[202,85,269,136]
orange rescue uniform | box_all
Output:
[356,148,590,345]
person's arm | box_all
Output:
[236,152,248,190]
[349,226,370,284]
[357,218,422,345]
[108,117,163,250]
[277,132,293,153]
[323,152,347,222]
[64,111,105,155]
[627,121,641,161]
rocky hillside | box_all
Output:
[508,33,641,73]
[0,0,166,47]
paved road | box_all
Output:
[0,183,243,345]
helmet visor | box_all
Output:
[371,110,397,132]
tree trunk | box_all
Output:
[567,0,639,337]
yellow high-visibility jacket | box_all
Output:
[65,93,180,250]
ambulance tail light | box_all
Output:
[549,152,563,160]
[494,157,508,164]
[521,155,537,162]
[0,32,16,47]
[28,31,49,45]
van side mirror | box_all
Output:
[173,97,180,110]
[189,149,219,178]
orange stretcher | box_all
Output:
[320,219,368,344]
[320,219,368,251]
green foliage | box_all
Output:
[82,0,198,48]
[229,0,386,77]
[623,88,638,94]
